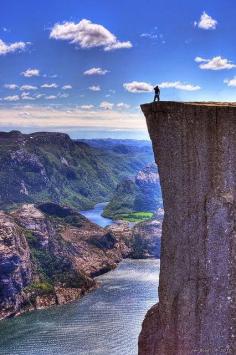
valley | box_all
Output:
[0,132,162,321]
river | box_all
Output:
[0,203,160,355]
[80,202,113,228]
[0,259,160,355]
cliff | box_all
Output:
[139,102,236,354]
[0,203,133,319]
[0,201,161,320]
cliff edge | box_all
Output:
[139,102,236,354]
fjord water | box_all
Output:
[0,259,160,355]
[80,202,113,227]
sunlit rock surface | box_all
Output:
[139,102,236,355]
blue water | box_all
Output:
[0,259,160,355]
[80,202,113,228]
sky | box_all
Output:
[0,0,236,139]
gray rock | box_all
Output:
[139,102,236,355]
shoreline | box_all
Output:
[1,256,158,322]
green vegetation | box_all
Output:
[25,281,54,295]
[30,248,72,282]
[0,132,154,210]
[118,212,154,223]
[25,230,38,248]
[25,212,92,290]
[103,164,162,219]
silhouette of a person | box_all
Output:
[154,85,160,102]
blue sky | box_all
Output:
[0,0,236,139]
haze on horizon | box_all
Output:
[0,0,235,139]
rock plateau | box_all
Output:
[139,102,236,355]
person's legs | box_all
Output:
[154,94,157,102]
[158,94,160,101]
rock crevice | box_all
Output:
[139,102,236,355]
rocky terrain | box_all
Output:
[103,163,162,218]
[0,131,153,211]
[139,102,236,355]
[0,202,161,320]
[108,218,162,259]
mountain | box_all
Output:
[103,163,162,218]
[0,203,132,320]
[0,131,154,211]
[77,138,152,151]
[0,202,161,320]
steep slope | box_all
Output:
[104,163,162,218]
[139,102,236,355]
[0,203,133,320]
[107,219,162,259]
[0,131,153,210]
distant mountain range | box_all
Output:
[77,138,151,150]
[0,131,154,210]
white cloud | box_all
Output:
[104,41,132,51]
[0,39,29,55]
[0,106,146,133]
[50,19,132,51]
[100,101,114,110]
[140,33,158,39]
[43,74,58,78]
[80,105,95,110]
[35,94,45,99]
[116,102,130,109]
[84,67,109,75]
[21,68,40,77]
[58,93,69,98]
[123,81,153,93]
[4,84,18,90]
[89,85,101,91]
[140,29,164,41]
[3,95,20,101]
[41,83,58,88]
[195,12,217,30]
[123,80,200,93]
[195,56,236,70]
[18,111,31,118]
[159,81,201,91]
[224,77,236,87]
[20,85,38,91]
[45,95,57,100]
[61,85,72,90]
[21,92,35,100]
[194,56,207,63]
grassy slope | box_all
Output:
[118,212,154,223]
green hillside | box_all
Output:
[103,163,162,219]
[0,131,154,210]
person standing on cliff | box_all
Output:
[153,85,160,102]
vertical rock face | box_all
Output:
[139,102,236,355]
[0,212,32,319]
